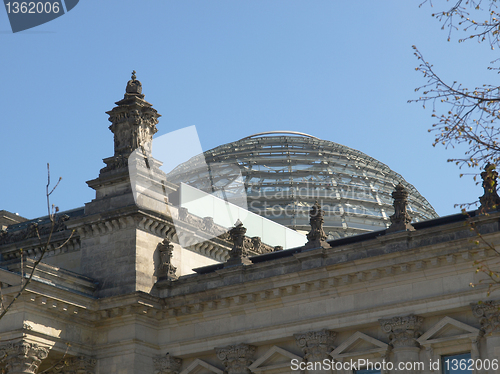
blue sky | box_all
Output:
[1,0,496,219]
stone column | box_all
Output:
[380,315,423,374]
[153,353,182,374]
[215,344,256,374]
[0,341,49,374]
[294,329,336,374]
[472,301,499,364]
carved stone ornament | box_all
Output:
[153,353,182,374]
[304,201,330,249]
[157,239,178,281]
[387,183,415,233]
[203,217,215,232]
[49,356,97,374]
[478,163,500,213]
[379,314,423,348]
[103,71,160,172]
[294,329,336,361]
[215,344,256,374]
[0,341,49,374]
[226,220,251,266]
[471,300,500,334]
[0,214,70,246]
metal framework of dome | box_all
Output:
[167,132,439,238]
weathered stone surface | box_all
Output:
[387,183,415,233]
[478,163,500,213]
[0,341,49,374]
[294,329,336,361]
[153,353,182,374]
[216,344,255,374]
[304,201,330,250]
[379,314,423,348]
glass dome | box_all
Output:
[167,132,439,239]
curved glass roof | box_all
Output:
[167,132,439,239]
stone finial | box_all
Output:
[126,70,142,95]
[157,239,177,281]
[387,183,415,233]
[304,201,330,249]
[215,344,256,374]
[471,300,500,334]
[104,72,160,171]
[0,341,49,374]
[226,220,251,266]
[479,163,500,213]
[379,314,423,348]
[294,329,336,361]
[153,353,182,374]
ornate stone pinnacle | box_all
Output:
[226,220,251,266]
[471,300,500,335]
[294,329,336,361]
[157,239,177,281]
[304,201,330,249]
[153,353,182,374]
[478,163,500,213]
[379,314,423,348]
[0,341,49,374]
[215,344,256,374]
[103,73,160,172]
[387,183,415,233]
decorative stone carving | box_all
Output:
[0,214,71,246]
[49,356,97,374]
[157,239,178,281]
[153,353,182,374]
[379,314,423,348]
[215,344,256,374]
[387,183,415,233]
[203,217,215,232]
[0,341,49,374]
[274,246,283,252]
[471,300,500,334]
[178,208,193,224]
[304,201,330,249]
[226,220,251,266]
[104,71,160,171]
[251,237,262,252]
[294,329,336,361]
[478,163,500,213]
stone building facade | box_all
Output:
[0,74,499,374]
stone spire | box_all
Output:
[226,220,251,266]
[478,163,500,213]
[387,183,415,233]
[304,201,330,249]
[104,71,161,171]
[85,72,172,216]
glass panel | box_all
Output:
[442,353,472,374]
